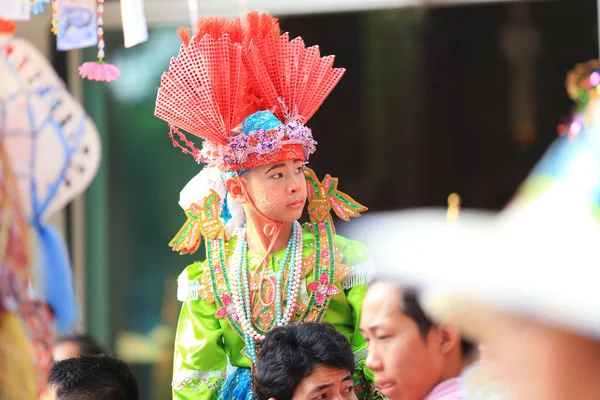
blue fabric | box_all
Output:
[36,224,77,333]
[241,110,282,135]
[532,133,592,178]
[30,0,50,15]
[218,368,254,400]
[221,192,233,224]
[219,172,235,226]
[523,123,600,208]
[219,171,246,226]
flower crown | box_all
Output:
[198,110,317,171]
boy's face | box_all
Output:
[480,314,600,400]
[280,365,356,400]
[240,159,307,223]
[360,283,445,400]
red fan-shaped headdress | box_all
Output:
[154,12,345,172]
[242,15,345,126]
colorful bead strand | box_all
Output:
[275,222,296,323]
[228,222,304,361]
[78,0,120,82]
[97,0,104,61]
[50,0,58,34]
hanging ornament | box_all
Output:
[50,0,58,34]
[78,0,120,82]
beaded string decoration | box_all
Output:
[229,221,303,361]
[187,193,304,361]
[78,0,120,82]
[50,0,58,34]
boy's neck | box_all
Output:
[245,213,294,254]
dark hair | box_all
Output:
[55,334,105,356]
[252,323,355,400]
[401,286,475,358]
[49,355,139,400]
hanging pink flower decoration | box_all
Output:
[78,61,120,82]
[78,0,119,82]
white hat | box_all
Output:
[349,61,600,340]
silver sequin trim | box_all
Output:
[177,279,202,302]
[354,348,368,364]
[172,370,225,392]
[342,259,375,289]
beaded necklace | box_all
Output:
[229,221,303,361]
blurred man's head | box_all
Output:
[252,323,357,400]
[360,282,476,400]
[432,300,600,400]
[41,354,138,400]
[52,334,105,361]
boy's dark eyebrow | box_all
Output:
[265,163,286,174]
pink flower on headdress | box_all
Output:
[79,61,120,82]
[307,273,340,306]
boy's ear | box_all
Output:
[226,177,247,204]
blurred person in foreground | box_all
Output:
[53,334,105,361]
[350,60,600,400]
[40,354,139,400]
[252,323,358,400]
[361,283,479,400]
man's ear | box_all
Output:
[225,176,247,204]
[437,324,462,356]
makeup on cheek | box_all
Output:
[252,186,279,213]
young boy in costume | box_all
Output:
[154,12,377,399]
